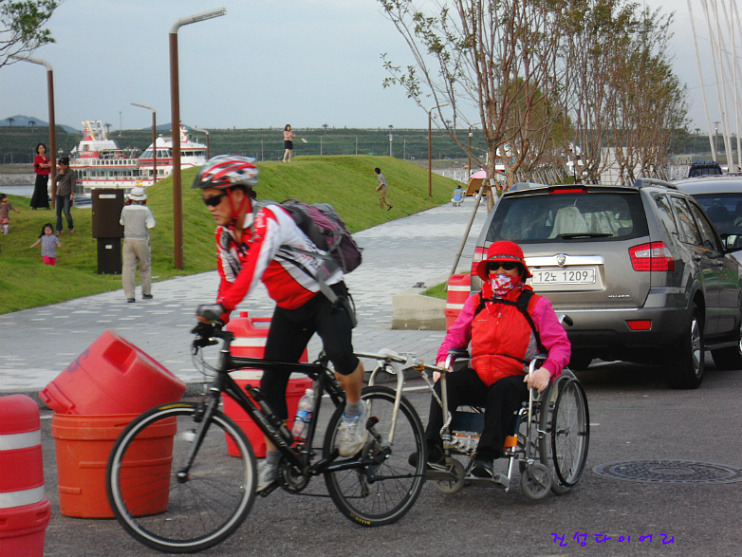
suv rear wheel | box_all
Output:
[710,319,742,370]
[667,303,705,389]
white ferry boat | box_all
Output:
[69,120,207,194]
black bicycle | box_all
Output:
[105,323,427,553]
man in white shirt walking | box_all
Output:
[119,186,156,303]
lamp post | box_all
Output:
[426,103,449,197]
[388,125,393,157]
[468,127,472,181]
[131,102,157,185]
[170,7,226,270]
[191,127,210,159]
[11,55,57,206]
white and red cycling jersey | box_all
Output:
[214,204,343,321]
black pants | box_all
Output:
[261,283,359,421]
[425,370,528,460]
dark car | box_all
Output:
[471,181,742,388]
[673,175,742,264]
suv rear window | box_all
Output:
[487,191,648,243]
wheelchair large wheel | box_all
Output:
[537,372,572,494]
[549,378,589,487]
[323,386,426,527]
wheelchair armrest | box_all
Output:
[527,354,547,376]
[445,349,470,370]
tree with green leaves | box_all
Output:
[1,0,58,69]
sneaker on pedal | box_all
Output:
[337,401,368,456]
[256,460,277,492]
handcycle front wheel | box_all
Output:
[106,402,257,554]
[323,386,426,527]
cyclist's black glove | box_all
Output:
[196,303,225,324]
[191,321,220,349]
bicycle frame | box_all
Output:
[185,332,346,479]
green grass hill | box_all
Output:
[0,155,461,314]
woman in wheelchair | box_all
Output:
[424,241,571,479]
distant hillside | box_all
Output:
[0,124,489,165]
[0,115,78,133]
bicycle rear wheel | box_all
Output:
[323,386,426,526]
[106,402,257,553]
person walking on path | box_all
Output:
[31,143,51,210]
[375,167,393,210]
[119,186,155,303]
[0,193,21,234]
[283,124,295,163]
[54,157,76,235]
[30,223,61,266]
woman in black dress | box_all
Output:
[31,142,51,209]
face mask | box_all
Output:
[489,274,522,297]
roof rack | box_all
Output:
[634,177,677,190]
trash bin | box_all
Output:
[91,189,124,275]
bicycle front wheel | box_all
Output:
[106,402,257,553]
[323,386,426,527]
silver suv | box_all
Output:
[471,181,742,388]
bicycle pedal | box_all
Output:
[258,482,279,497]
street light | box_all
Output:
[426,102,449,197]
[131,102,157,185]
[388,125,394,157]
[11,54,57,206]
[170,7,226,270]
[190,127,210,159]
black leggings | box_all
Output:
[425,370,528,460]
[261,284,359,421]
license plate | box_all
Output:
[531,267,596,286]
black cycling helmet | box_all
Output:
[191,155,259,190]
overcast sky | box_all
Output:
[0,0,724,133]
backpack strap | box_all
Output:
[475,290,546,354]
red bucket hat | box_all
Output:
[475,240,533,280]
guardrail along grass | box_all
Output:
[0,155,461,313]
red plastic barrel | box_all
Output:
[0,395,51,557]
[51,413,175,518]
[224,312,312,457]
[445,274,472,328]
[39,329,186,414]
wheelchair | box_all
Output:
[412,350,590,500]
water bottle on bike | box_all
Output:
[291,388,314,442]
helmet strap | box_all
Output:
[226,189,252,228]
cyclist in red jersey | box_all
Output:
[192,155,366,492]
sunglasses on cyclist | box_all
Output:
[487,261,518,272]
[202,192,228,207]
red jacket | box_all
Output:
[215,204,343,321]
[437,287,571,385]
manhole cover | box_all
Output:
[592,460,742,484]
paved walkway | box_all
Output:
[0,200,487,395]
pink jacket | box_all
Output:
[436,292,571,380]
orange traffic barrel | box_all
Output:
[51,413,175,518]
[224,312,312,457]
[0,395,52,557]
[445,274,472,328]
[39,329,186,415]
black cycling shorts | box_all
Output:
[261,283,359,420]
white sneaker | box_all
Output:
[256,460,277,492]
[336,401,369,456]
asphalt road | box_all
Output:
[37,357,742,557]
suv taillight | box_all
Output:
[629,242,676,271]
[471,246,487,276]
